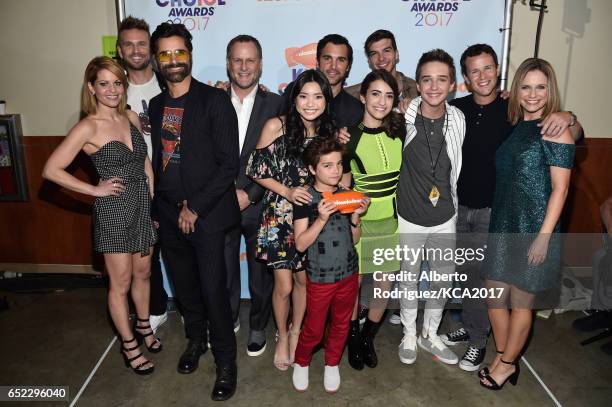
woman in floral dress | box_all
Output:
[247,69,336,370]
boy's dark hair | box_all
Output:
[150,22,193,56]
[415,48,456,83]
[226,34,262,60]
[303,136,345,170]
[118,16,150,37]
[459,43,498,77]
[364,29,397,57]
[317,34,353,65]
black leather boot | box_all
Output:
[361,318,381,368]
[347,319,364,370]
[211,363,237,401]
[177,338,207,374]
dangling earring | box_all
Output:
[90,91,95,96]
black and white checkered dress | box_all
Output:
[90,123,157,256]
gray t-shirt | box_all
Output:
[397,114,455,226]
[293,187,358,283]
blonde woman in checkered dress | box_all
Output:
[43,57,159,375]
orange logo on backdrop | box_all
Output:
[285,43,317,69]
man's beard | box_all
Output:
[124,54,150,71]
[160,62,192,83]
[326,74,345,88]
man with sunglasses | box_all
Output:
[149,22,239,401]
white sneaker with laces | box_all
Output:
[150,312,168,334]
[292,364,309,392]
[398,334,417,364]
[324,365,340,393]
[417,334,459,365]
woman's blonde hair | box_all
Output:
[508,58,561,125]
[81,56,128,116]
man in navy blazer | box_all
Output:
[223,35,281,357]
[149,22,239,401]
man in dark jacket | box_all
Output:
[224,34,281,357]
[149,22,239,401]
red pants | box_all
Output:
[294,273,358,367]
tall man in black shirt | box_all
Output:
[441,44,583,372]
[149,23,239,401]
[282,34,363,129]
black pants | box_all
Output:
[149,242,168,316]
[224,216,273,332]
[158,200,236,365]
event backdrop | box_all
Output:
[123,0,507,95]
[123,0,508,298]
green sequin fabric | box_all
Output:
[483,120,575,292]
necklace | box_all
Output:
[418,103,447,207]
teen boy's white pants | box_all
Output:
[398,214,457,339]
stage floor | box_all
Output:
[0,281,610,406]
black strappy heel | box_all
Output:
[480,358,520,390]
[121,337,154,375]
[134,317,163,353]
[478,348,504,379]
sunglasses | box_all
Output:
[157,49,189,63]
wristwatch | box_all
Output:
[568,111,577,127]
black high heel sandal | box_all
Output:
[121,337,154,375]
[480,358,520,390]
[134,317,163,353]
[478,349,504,379]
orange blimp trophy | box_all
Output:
[321,190,366,214]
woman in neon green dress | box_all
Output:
[342,70,406,370]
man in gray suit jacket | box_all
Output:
[224,35,281,357]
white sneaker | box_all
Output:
[150,312,168,334]
[398,334,417,364]
[292,364,309,392]
[323,365,340,393]
[388,311,402,325]
[417,334,459,365]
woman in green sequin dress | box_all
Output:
[480,59,575,390]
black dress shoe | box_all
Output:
[177,339,207,374]
[211,364,237,401]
